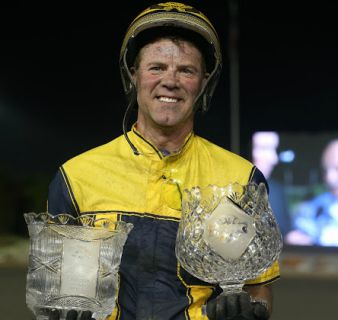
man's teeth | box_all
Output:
[159,97,178,103]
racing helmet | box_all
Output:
[120,2,223,113]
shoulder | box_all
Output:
[307,192,334,206]
[192,135,261,185]
[193,135,253,170]
[194,135,251,164]
[63,134,125,168]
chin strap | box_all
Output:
[122,90,140,156]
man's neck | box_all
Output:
[135,122,193,154]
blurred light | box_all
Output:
[279,150,295,163]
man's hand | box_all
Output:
[206,292,270,320]
[48,309,94,320]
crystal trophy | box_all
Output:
[175,182,283,296]
[24,212,133,320]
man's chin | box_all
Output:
[150,113,193,131]
[155,121,177,130]
[153,116,178,128]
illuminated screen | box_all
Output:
[251,131,338,247]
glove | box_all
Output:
[206,292,270,320]
[48,309,94,320]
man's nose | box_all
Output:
[161,70,179,88]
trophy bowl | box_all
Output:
[24,212,133,320]
[175,182,283,295]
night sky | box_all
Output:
[0,1,338,229]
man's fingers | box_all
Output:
[66,310,78,320]
[239,292,253,316]
[80,311,93,320]
[49,309,60,320]
[216,295,227,320]
[47,309,94,320]
[206,298,217,319]
[252,302,270,320]
[225,294,239,319]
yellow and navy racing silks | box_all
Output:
[48,126,280,320]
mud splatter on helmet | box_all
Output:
[120,2,222,112]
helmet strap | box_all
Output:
[122,90,140,155]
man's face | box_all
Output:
[132,38,207,132]
[322,141,338,196]
[252,132,279,179]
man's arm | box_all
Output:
[244,284,273,315]
[47,167,79,216]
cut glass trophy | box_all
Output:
[24,212,133,320]
[175,182,283,296]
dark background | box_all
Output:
[1,0,337,235]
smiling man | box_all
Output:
[47,2,280,320]
[132,37,208,153]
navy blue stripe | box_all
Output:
[60,166,81,214]
[80,210,181,222]
[132,129,163,159]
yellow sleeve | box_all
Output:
[245,261,280,285]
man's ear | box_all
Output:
[130,66,136,75]
[130,67,137,85]
[202,72,210,86]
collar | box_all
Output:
[127,123,194,160]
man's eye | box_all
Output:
[149,66,162,71]
[181,68,195,75]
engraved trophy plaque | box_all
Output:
[24,212,133,320]
[175,182,283,296]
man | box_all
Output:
[251,132,280,181]
[251,131,292,237]
[293,138,338,246]
[47,2,280,320]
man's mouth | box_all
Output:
[158,96,179,103]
